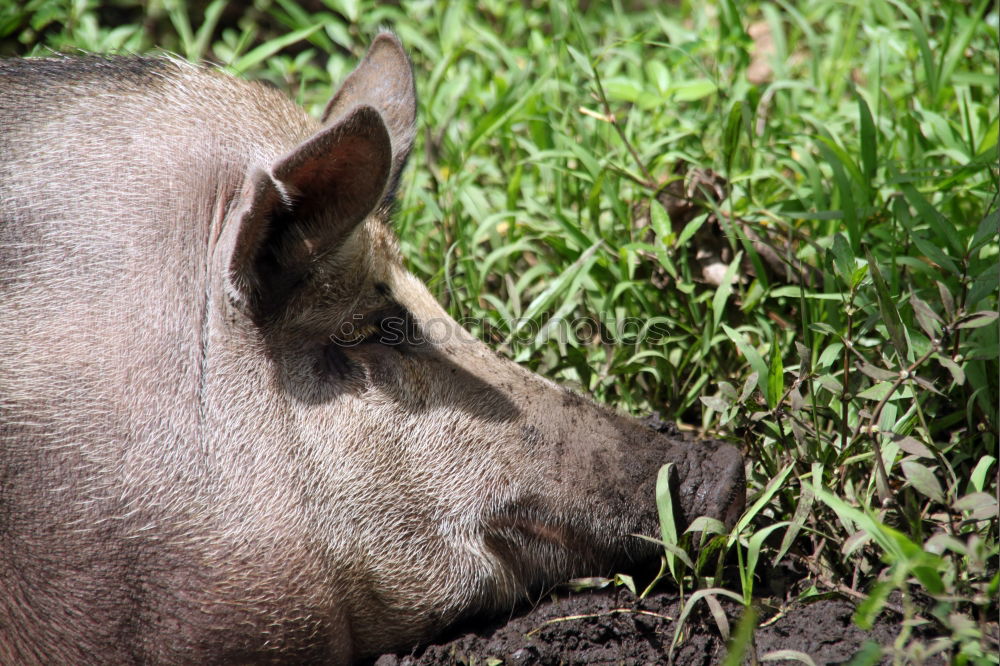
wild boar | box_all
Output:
[0,34,744,664]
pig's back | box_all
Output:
[0,59,331,663]
[0,55,315,410]
[0,56,313,281]
[0,56,304,444]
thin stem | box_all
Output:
[589,61,655,189]
[840,292,855,452]
[850,345,939,506]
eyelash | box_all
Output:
[335,305,411,348]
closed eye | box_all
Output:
[335,304,416,348]
[319,304,415,379]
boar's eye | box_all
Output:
[335,304,416,349]
[318,302,420,380]
[319,304,414,379]
[365,305,416,347]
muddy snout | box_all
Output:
[670,436,746,530]
[691,439,745,528]
[631,416,745,531]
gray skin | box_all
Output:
[0,34,744,664]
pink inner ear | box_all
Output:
[272,106,392,228]
[291,135,384,217]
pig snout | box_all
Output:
[629,415,745,531]
[670,436,746,529]
[515,387,746,549]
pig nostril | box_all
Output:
[717,455,746,529]
[721,480,746,529]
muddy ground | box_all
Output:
[373,586,945,665]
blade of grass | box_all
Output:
[229,25,324,75]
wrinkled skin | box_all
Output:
[0,35,744,664]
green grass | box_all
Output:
[5,0,998,662]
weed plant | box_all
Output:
[4,0,997,662]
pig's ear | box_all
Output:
[226,105,391,314]
[322,32,416,197]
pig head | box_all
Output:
[0,35,744,664]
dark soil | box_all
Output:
[374,587,944,665]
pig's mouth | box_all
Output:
[481,502,661,589]
[486,513,574,550]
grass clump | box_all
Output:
[6,0,997,662]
